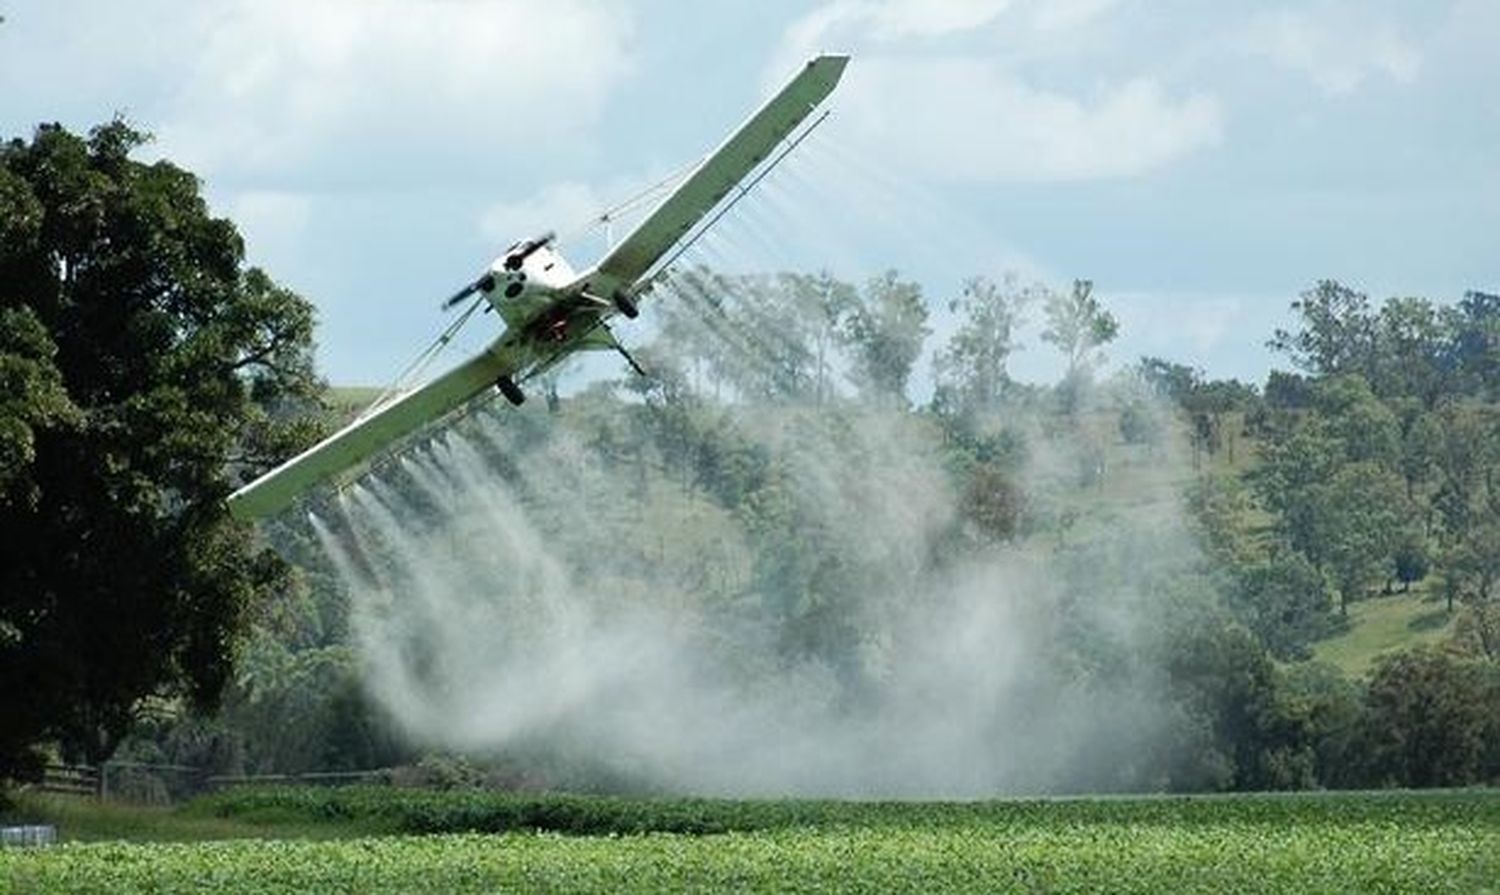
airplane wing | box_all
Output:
[583,54,848,295]
[226,341,522,520]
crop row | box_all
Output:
[5,815,1498,894]
[187,785,1500,836]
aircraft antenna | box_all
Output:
[560,160,698,246]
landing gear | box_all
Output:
[496,376,525,406]
[612,290,640,319]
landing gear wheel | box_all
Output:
[497,376,525,406]
[613,290,640,319]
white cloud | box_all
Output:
[772,0,1013,79]
[865,0,1016,39]
[783,0,1013,50]
[1244,8,1422,96]
[837,57,1222,183]
[775,0,1220,183]
[479,181,611,245]
[1029,0,1121,33]
[478,166,691,263]
[150,0,635,187]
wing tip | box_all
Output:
[804,53,851,92]
[810,53,851,72]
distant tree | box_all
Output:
[958,461,1023,544]
[792,270,858,405]
[1442,290,1500,398]
[1159,613,1288,791]
[1397,408,1444,504]
[1187,474,1263,571]
[1188,378,1259,464]
[1135,359,1258,464]
[1261,369,1316,412]
[1429,404,1500,610]
[1320,462,1407,614]
[1445,521,1500,607]
[1255,422,1342,566]
[1373,297,1448,404]
[1042,279,1117,411]
[1275,662,1365,789]
[0,121,324,778]
[844,270,929,405]
[1117,396,1165,447]
[1451,600,1500,662]
[1137,356,1201,405]
[1228,551,1331,660]
[1390,529,1431,594]
[1270,280,1377,378]
[1255,416,1405,614]
[934,274,1031,415]
[1313,376,1400,467]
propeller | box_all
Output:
[440,231,555,311]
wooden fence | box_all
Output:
[39,764,99,798]
[35,763,387,802]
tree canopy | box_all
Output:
[0,121,324,777]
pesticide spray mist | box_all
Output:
[298,133,1210,796]
[305,385,1203,796]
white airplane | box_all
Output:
[228,54,849,520]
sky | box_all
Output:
[1,0,1496,389]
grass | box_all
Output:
[1313,589,1458,676]
[2,788,1497,893]
[0,792,385,843]
[325,386,384,422]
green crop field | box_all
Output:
[3,789,1498,893]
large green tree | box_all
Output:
[0,121,323,777]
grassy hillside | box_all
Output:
[1314,590,1459,677]
[324,386,384,423]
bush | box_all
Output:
[1355,648,1500,787]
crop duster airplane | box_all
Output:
[227,54,849,520]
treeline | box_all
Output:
[124,271,1500,794]
[1153,281,1500,787]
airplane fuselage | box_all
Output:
[483,244,578,330]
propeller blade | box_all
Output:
[441,274,495,311]
[503,230,557,270]
[441,283,477,311]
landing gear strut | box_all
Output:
[612,290,640,319]
[496,375,525,406]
